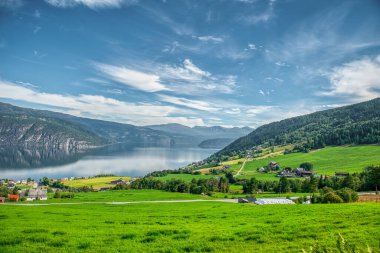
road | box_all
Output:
[2,199,238,206]
[235,157,248,176]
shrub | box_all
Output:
[336,188,358,203]
[322,192,343,203]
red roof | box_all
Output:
[8,194,19,199]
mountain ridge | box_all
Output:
[205,97,380,162]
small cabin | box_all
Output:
[0,197,5,203]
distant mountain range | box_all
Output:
[0,102,252,150]
[206,97,380,162]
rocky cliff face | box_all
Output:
[0,115,103,150]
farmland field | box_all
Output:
[0,198,379,253]
[63,176,131,189]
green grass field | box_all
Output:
[63,176,130,189]
[0,198,378,252]
[243,145,380,175]
[42,190,210,203]
[154,173,218,182]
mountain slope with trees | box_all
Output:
[207,98,380,162]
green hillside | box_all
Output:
[237,145,380,179]
[207,98,380,163]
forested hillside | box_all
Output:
[207,98,380,162]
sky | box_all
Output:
[0,0,380,128]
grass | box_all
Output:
[0,198,378,252]
[63,176,130,189]
[243,145,380,175]
[154,174,218,182]
[40,189,211,203]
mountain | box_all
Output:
[146,124,253,148]
[0,102,252,150]
[198,138,235,149]
[207,98,380,162]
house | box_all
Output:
[255,198,295,205]
[110,179,126,185]
[268,161,280,171]
[27,188,48,201]
[0,197,5,203]
[300,171,313,177]
[223,165,231,170]
[7,183,15,188]
[8,194,19,202]
[335,172,349,177]
[258,167,266,173]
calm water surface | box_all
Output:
[0,145,218,180]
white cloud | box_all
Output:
[44,0,137,9]
[94,63,168,92]
[246,106,277,117]
[0,80,203,127]
[247,43,257,50]
[258,89,265,96]
[158,59,236,94]
[193,35,224,44]
[224,108,241,115]
[322,55,380,101]
[158,94,219,112]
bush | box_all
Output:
[322,192,343,203]
[20,197,26,202]
[336,188,358,203]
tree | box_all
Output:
[225,172,235,184]
[278,176,291,193]
[41,176,50,186]
[299,162,313,171]
[362,165,380,192]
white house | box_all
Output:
[27,188,48,201]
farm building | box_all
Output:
[8,194,19,202]
[27,188,48,201]
[110,179,126,185]
[255,198,295,205]
[0,197,5,203]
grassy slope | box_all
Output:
[63,176,131,189]
[243,145,380,174]
[0,201,378,252]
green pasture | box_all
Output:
[41,190,210,203]
[0,201,379,252]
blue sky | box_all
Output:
[0,0,380,127]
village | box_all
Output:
[0,176,131,203]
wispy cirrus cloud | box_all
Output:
[44,0,137,9]
[94,63,168,92]
[192,35,224,44]
[159,59,237,94]
[0,80,204,126]
[158,94,219,112]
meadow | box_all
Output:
[242,145,380,175]
[43,190,210,203]
[63,176,130,189]
[0,197,379,253]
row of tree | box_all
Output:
[241,165,379,194]
[115,177,230,195]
